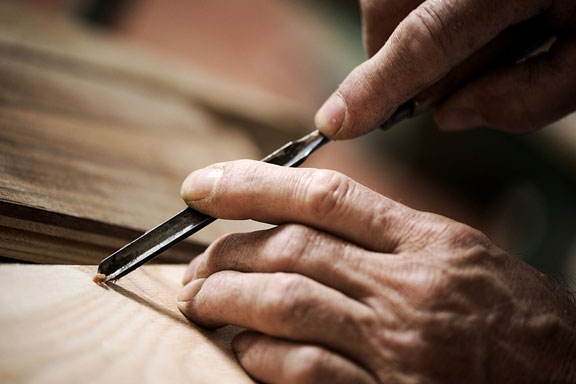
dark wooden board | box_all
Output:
[0,2,277,264]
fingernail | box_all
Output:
[177,278,206,310]
[314,93,346,136]
[181,167,223,201]
[437,108,484,131]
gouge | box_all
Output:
[94,103,415,283]
[95,129,331,282]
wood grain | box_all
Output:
[0,1,277,264]
[0,57,259,236]
[0,209,204,264]
[0,264,254,384]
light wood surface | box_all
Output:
[0,264,254,384]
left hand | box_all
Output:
[314,0,576,137]
[178,160,576,383]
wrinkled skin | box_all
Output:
[178,160,576,383]
[178,0,576,382]
[314,0,576,138]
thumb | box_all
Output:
[313,0,547,140]
[313,58,406,140]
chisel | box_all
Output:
[94,103,414,283]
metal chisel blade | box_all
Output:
[97,209,215,282]
[96,130,330,282]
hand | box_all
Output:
[314,0,576,138]
[178,160,576,383]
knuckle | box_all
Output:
[414,269,448,304]
[418,2,460,54]
[438,221,490,249]
[397,260,449,305]
[398,4,455,73]
[202,233,236,272]
[405,257,508,313]
[267,225,316,270]
[409,213,490,251]
[289,346,328,383]
[258,273,312,330]
[370,200,411,236]
[300,170,352,220]
[354,308,380,344]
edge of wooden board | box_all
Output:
[0,200,204,265]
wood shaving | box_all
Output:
[93,273,107,284]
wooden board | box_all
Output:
[0,264,254,384]
[0,51,260,236]
[0,207,204,264]
[0,1,277,264]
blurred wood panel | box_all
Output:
[0,58,256,233]
[0,1,307,148]
[0,264,254,383]
[0,55,255,263]
[0,1,283,264]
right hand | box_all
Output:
[314,0,576,138]
[178,160,576,383]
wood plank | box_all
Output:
[0,264,254,383]
[0,89,256,235]
[0,210,204,264]
[0,54,260,229]
[0,102,265,263]
[0,11,272,264]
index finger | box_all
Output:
[315,0,551,139]
[181,160,420,253]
